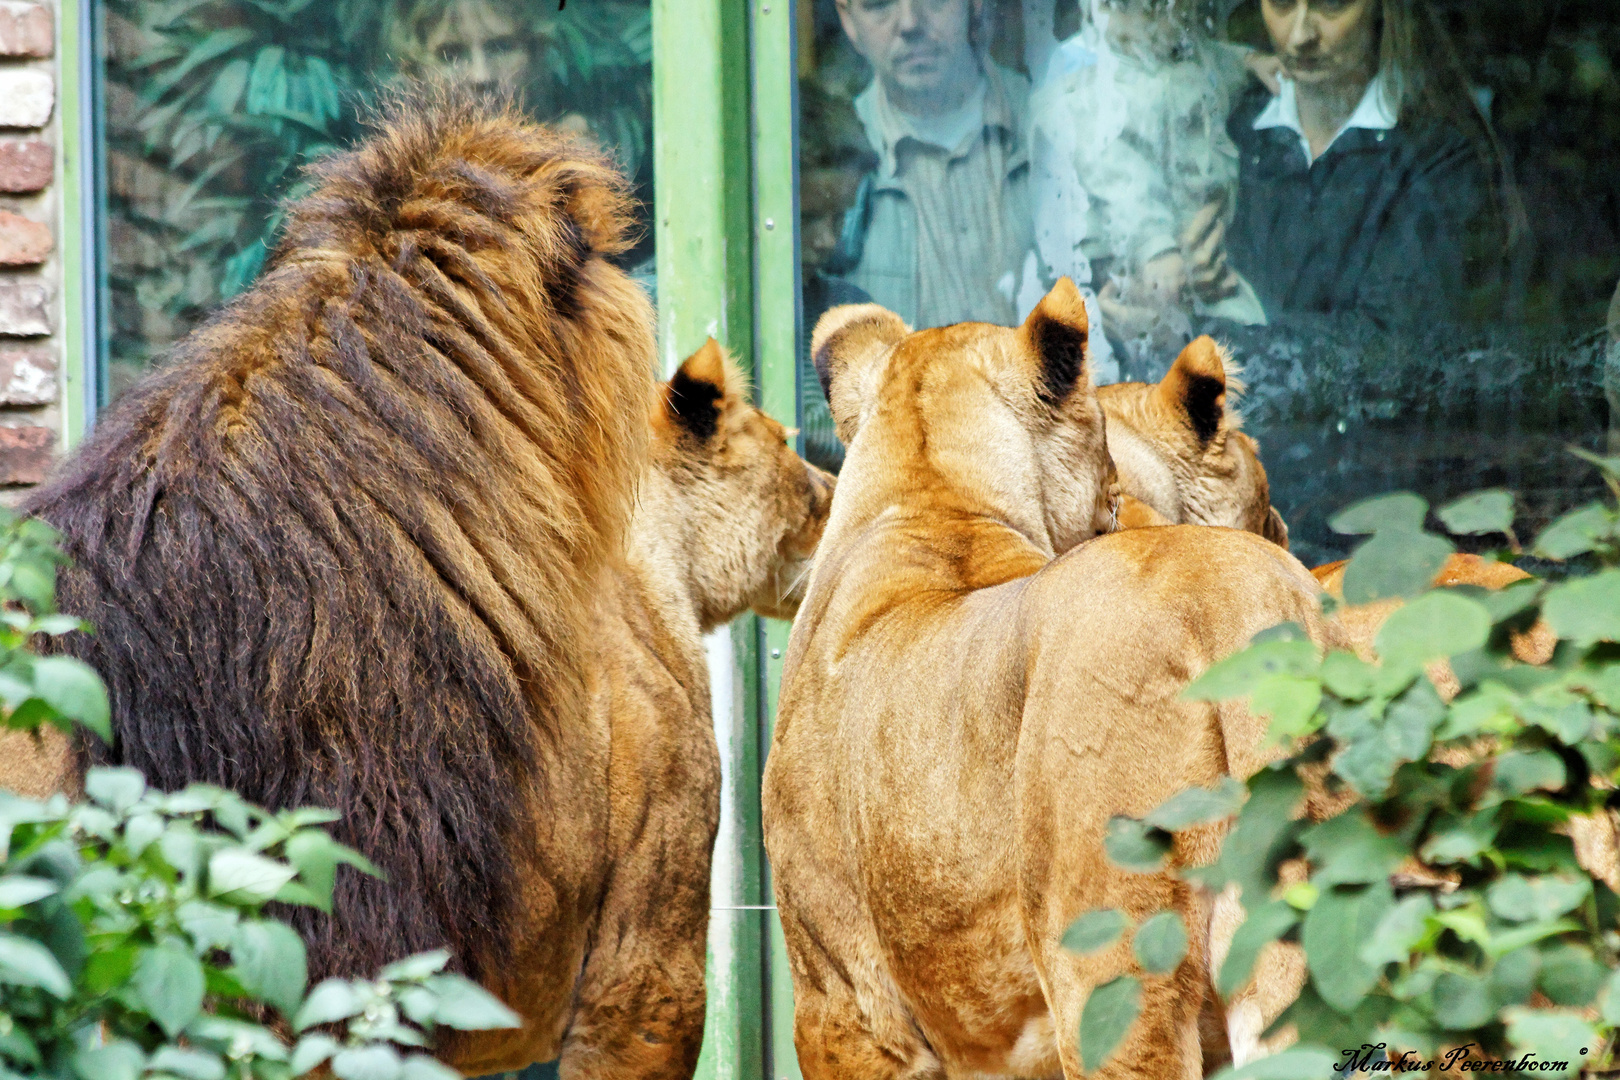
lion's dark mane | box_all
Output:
[22,90,656,983]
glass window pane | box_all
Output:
[795,0,1620,564]
[96,0,654,404]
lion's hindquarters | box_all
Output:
[1012,527,1325,1077]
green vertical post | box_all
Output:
[653,1,765,1078]
[56,0,92,447]
[747,0,803,1077]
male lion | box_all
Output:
[1100,336,1289,548]
[19,95,829,1076]
[762,280,1333,1080]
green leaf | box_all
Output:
[1438,490,1516,536]
[1502,1007,1597,1067]
[1375,592,1492,666]
[0,875,56,908]
[0,931,71,997]
[1062,910,1126,955]
[148,1047,225,1080]
[208,848,297,904]
[70,1040,144,1080]
[84,767,146,813]
[1078,975,1140,1073]
[379,949,451,982]
[331,1046,401,1080]
[1320,651,1376,700]
[290,1035,339,1076]
[1301,810,1407,887]
[1332,493,1429,535]
[295,978,364,1031]
[1543,570,1620,644]
[1250,675,1323,739]
[1342,529,1455,605]
[399,1055,461,1080]
[31,657,110,741]
[1532,502,1614,561]
[1143,777,1246,832]
[231,920,307,1014]
[1132,911,1188,975]
[422,974,522,1030]
[1601,968,1620,1026]
[1491,946,1541,1007]
[1420,807,1500,866]
[1359,893,1433,967]
[1537,942,1606,1006]
[134,943,206,1037]
[1103,817,1169,872]
[1486,874,1590,923]
[1209,1047,1337,1080]
[283,830,380,912]
[1216,900,1298,998]
[1183,631,1318,702]
[1494,750,1566,795]
[1190,769,1304,906]
[1302,882,1393,1014]
[1431,971,1493,1030]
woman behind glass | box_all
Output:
[1190,0,1513,331]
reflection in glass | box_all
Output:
[797,0,1620,563]
[97,0,652,403]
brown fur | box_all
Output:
[1099,336,1289,548]
[762,281,1332,1080]
[15,93,831,1075]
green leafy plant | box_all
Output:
[1071,452,1620,1077]
[0,514,521,1079]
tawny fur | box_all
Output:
[14,94,832,1076]
[1099,336,1289,548]
[762,281,1334,1080]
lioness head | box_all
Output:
[811,278,1113,557]
[1097,336,1290,548]
[651,339,835,627]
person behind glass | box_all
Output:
[1185,0,1510,331]
[831,0,1034,329]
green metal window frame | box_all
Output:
[652,1,802,1077]
[60,0,802,1072]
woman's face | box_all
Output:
[1260,0,1380,88]
[417,0,529,92]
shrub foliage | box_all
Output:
[0,511,520,1080]
[1075,453,1620,1078]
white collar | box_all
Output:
[1253,73,1399,165]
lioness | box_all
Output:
[1100,336,1288,547]
[762,280,1332,1079]
[19,95,829,1077]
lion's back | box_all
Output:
[20,93,657,984]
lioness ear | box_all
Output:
[665,337,743,442]
[1018,278,1090,406]
[812,304,906,444]
[1264,506,1291,550]
[1156,336,1229,444]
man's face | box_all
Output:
[836,0,976,106]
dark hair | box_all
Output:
[1379,0,1527,247]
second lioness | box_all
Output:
[763,282,1332,1080]
[1101,335,1289,547]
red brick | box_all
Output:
[0,426,53,485]
[0,3,52,59]
[0,280,48,336]
[0,211,50,265]
[0,139,50,192]
[0,345,54,404]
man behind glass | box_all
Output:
[832,0,1033,329]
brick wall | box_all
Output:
[0,0,60,494]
